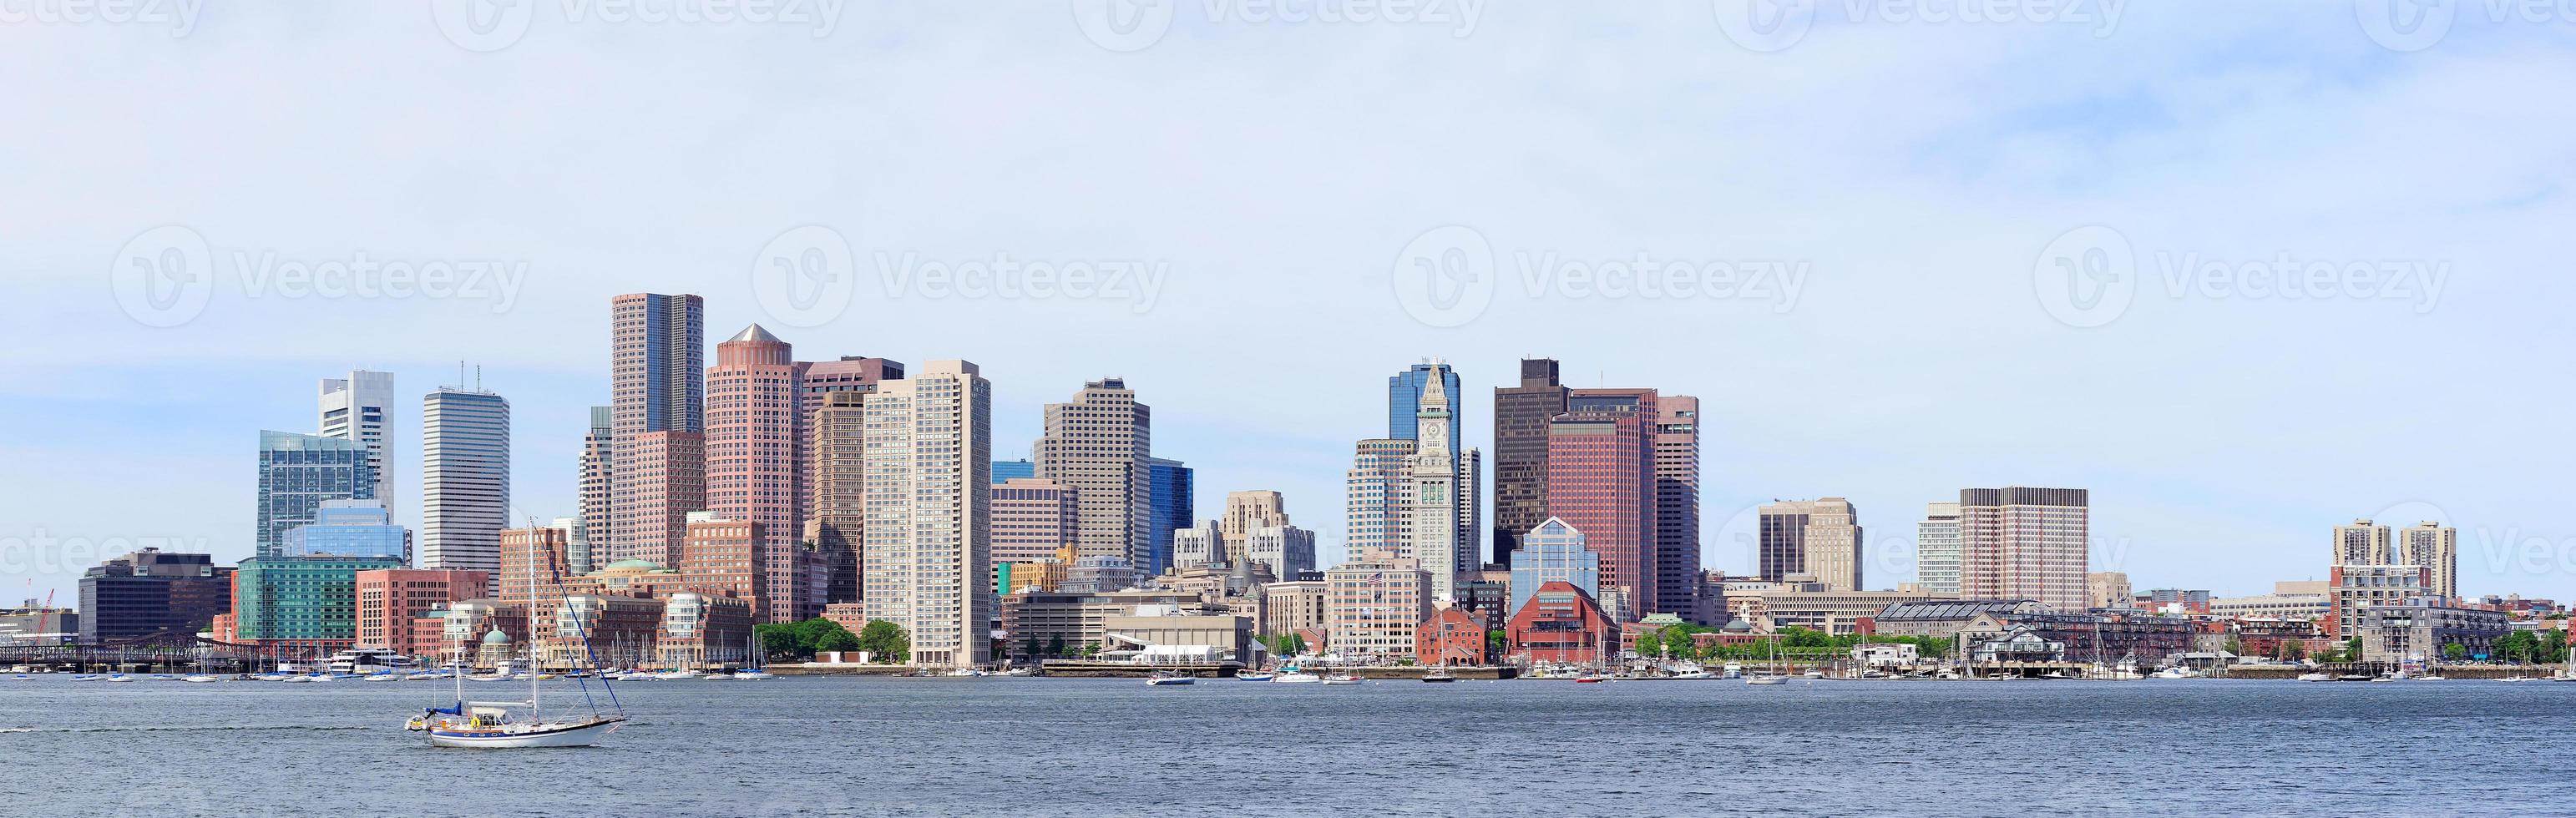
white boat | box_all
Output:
[1320,674,1364,685]
[1234,672,1276,682]
[2296,673,2334,682]
[1746,674,1789,685]
[420,516,629,750]
[1272,672,1320,684]
[363,672,403,682]
[1803,669,1825,679]
[182,674,220,683]
[1720,663,1743,679]
[655,670,701,680]
[733,669,777,680]
[944,669,989,678]
[2151,667,2197,679]
[1671,671,1713,679]
[701,672,736,680]
[105,674,138,683]
[1146,673,1195,686]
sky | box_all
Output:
[4,2,2573,609]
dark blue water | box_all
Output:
[1,675,2560,816]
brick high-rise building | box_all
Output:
[863,361,993,669]
[608,292,705,567]
[1958,487,2089,613]
[355,568,485,652]
[1035,378,1151,568]
[706,325,807,622]
[1546,400,1655,622]
[1491,358,1568,563]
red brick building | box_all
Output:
[354,568,487,655]
[1416,607,1489,667]
[1507,582,1619,665]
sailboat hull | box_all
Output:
[429,717,625,749]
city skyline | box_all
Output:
[10,7,2572,608]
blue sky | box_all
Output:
[5,3,2573,608]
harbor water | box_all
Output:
[2,675,2561,816]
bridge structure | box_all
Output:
[0,631,266,673]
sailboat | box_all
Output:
[423,523,628,748]
[1746,634,1788,684]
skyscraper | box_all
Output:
[283,499,410,560]
[1036,379,1151,568]
[1146,457,1193,577]
[2396,522,2458,601]
[318,370,395,515]
[1409,374,1464,603]
[1491,358,1568,563]
[1220,491,1289,543]
[257,431,377,559]
[1344,438,1415,560]
[421,386,509,579]
[577,406,611,573]
[706,325,807,622]
[863,361,992,669]
[1388,360,1462,441]
[1758,498,1861,590]
[1546,404,1654,618]
[1244,524,1318,581]
[1916,502,1962,594]
[609,292,705,567]
[1958,487,2089,612]
[1652,396,1701,618]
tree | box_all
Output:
[2282,640,2306,661]
[1048,634,1066,658]
[1663,627,1696,659]
[2543,630,2568,664]
[1486,629,1508,660]
[1024,636,1041,662]
[2442,643,2468,661]
[1279,633,1308,657]
[2344,636,2363,664]
[1635,633,1658,658]
[756,624,803,659]
[817,629,863,654]
[854,620,910,664]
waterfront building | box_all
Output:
[991,459,1036,483]
[1036,378,1152,569]
[233,554,408,656]
[2332,519,2393,565]
[1345,437,1416,559]
[421,386,510,578]
[78,549,232,642]
[1388,360,1462,441]
[1872,599,2194,664]
[2141,588,2212,614]
[2396,522,2459,601]
[256,431,377,559]
[1000,588,1217,664]
[706,325,808,622]
[1916,502,1962,595]
[317,370,396,515]
[281,499,410,560]
[1146,457,1193,576]
[1753,585,1938,635]
[1759,498,1862,592]
[608,291,706,568]
[863,361,993,669]
[577,406,611,574]
[2087,572,2133,610]
[1957,487,2090,612]
[2360,598,2508,664]
[1099,605,1258,665]
[1416,607,1489,667]
[679,515,765,620]
[1652,396,1701,620]
[1456,570,1513,625]
[1242,524,1318,582]
[1324,556,1431,659]
[1263,579,1328,638]
[1506,582,1618,665]
[1508,518,1600,619]
[355,568,486,654]
[1870,599,2049,639]
[2328,563,2430,639]
[993,477,1081,565]
[1491,358,1568,563]
[549,517,593,578]
[497,526,577,608]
